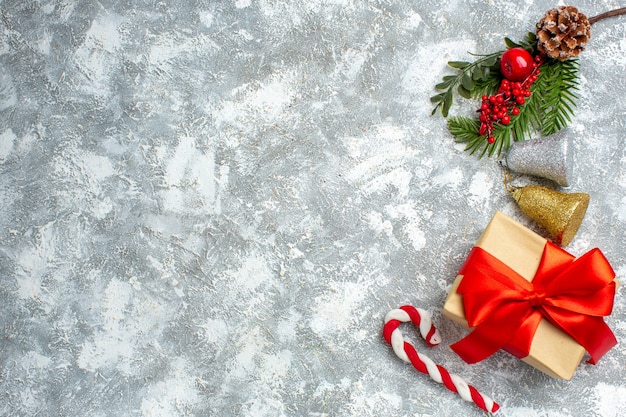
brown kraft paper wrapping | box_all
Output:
[443,211,585,380]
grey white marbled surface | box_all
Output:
[0,0,625,416]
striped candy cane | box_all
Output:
[383,305,500,414]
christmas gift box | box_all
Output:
[443,211,617,380]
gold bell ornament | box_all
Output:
[505,175,589,246]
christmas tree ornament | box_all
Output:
[500,47,535,81]
[431,6,626,157]
[507,181,589,246]
[383,305,500,414]
[504,131,572,187]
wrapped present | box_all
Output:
[443,211,617,380]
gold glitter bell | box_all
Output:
[507,182,589,246]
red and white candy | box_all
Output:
[383,305,500,414]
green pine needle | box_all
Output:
[432,32,581,157]
[447,116,487,156]
[491,80,542,152]
[536,58,579,136]
[447,75,545,158]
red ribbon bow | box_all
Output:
[451,241,617,365]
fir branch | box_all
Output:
[491,89,541,155]
[446,56,580,157]
[435,31,581,157]
[447,116,486,156]
[447,76,544,157]
[535,59,580,135]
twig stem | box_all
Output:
[589,7,626,25]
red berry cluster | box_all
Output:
[478,55,543,144]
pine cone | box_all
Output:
[536,6,591,61]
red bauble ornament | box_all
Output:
[499,47,534,81]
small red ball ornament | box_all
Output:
[500,47,534,81]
